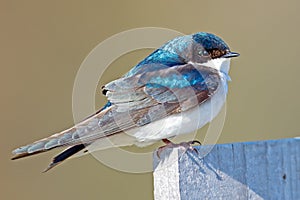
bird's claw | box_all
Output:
[156,139,202,159]
[156,141,175,159]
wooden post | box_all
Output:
[153,138,300,200]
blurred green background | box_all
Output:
[1,0,300,199]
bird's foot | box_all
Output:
[156,139,201,158]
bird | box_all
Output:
[12,32,239,172]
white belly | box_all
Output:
[127,77,228,146]
[81,78,228,156]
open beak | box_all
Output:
[222,51,240,58]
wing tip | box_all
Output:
[11,149,47,160]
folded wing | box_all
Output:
[12,63,220,163]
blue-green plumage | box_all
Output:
[103,32,231,110]
[144,68,207,89]
[125,35,192,77]
[125,32,230,78]
[192,32,229,52]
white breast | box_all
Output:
[126,73,228,146]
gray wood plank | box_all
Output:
[153,138,300,200]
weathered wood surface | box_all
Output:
[153,138,300,200]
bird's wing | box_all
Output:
[104,62,220,113]
[12,63,221,159]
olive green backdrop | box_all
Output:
[1,0,300,199]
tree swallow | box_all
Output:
[12,32,239,171]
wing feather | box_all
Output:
[12,63,221,158]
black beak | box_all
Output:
[222,51,240,58]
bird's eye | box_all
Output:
[198,50,209,57]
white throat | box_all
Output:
[202,58,231,74]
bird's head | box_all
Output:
[189,32,239,74]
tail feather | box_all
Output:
[11,103,118,163]
[11,104,113,171]
[43,144,86,172]
[12,110,107,158]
